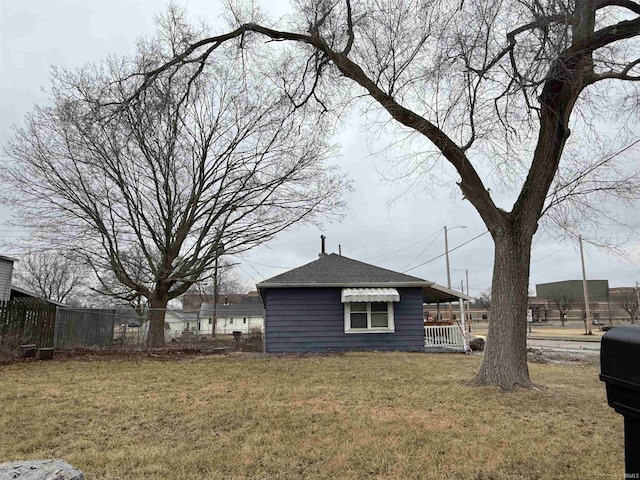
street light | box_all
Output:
[444,225,467,321]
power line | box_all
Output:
[362,230,442,260]
[240,258,266,281]
[238,258,293,269]
[402,231,489,273]
[399,231,442,271]
[235,264,260,284]
[532,245,568,263]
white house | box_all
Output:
[199,297,264,334]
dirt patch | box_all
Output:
[527,348,599,366]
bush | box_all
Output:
[0,332,30,362]
[248,327,263,342]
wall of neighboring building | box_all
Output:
[0,257,14,303]
[182,292,260,311]
[264,287,425,353]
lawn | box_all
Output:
[0,352,622,479]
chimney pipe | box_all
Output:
[339,244,342,256]
[319,235,326,258]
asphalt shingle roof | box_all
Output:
[200,296,265,318]
[257,253,431,287]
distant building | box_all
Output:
[467,279,639,325]
[199,296,265,334]
[0,255,16,304]
[181,291,259,312]
[536,280,610,302]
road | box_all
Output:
[526,337,600,354]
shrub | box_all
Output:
[0,332,30,363]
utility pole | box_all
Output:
[212,241,225,337]
[635,282,640,318]
[444,225,466,322]
[579,235,593,335]
[444,225,451,321]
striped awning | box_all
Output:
[341,288,400,303]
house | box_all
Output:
[199,296,265,334]
[0,255,17,304]
[163,310,200,339]
[182,291,260,312]
[256,246,469,353]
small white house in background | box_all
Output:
[199,297,265,334]
[163,310,200,339]
[0,255,16,304]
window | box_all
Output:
[344,302,395,333]
[229,318,234,325]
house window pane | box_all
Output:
[371,302,387,312]
[371,303,388,328]
[351,303,366,312]
[350,312,367,329]
[371,312,388,328]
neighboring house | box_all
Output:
[199,297,265,334]
[163,310,201,339]
[182,291,260,312]
[0,255,16,304]
[256,250,468,353]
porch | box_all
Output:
[422,283,471,352]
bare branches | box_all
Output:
[1,10,350,345]
[12,251,87,303]
[597,0,640,15]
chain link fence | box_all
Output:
[2,303,264,356]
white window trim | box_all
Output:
[344,302,395,334]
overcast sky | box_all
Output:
[1,0,639,298]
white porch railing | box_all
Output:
[424,325,467,351]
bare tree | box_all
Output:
[187,259,249,304]
[122,0,640,388]
[550,290,574,326]
[619,291,639,324]
[1,10,350,347]
[12,251,86,303]
[475,289,492,312]
[111,0,640,387]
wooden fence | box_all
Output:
[0,298,56,348]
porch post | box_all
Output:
[459,296,469,352]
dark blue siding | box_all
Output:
[264,287,424,353]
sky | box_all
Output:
[1,0,639,299]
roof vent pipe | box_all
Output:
[319,235,327,258]
[339,244,342,256]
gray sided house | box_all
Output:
[0,255,16,304]
[257,252,466,353]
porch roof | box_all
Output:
[422,284,471,304]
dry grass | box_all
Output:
[0,352,622,480]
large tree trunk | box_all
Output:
[472,225,534,390]
[148,286,169,348]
